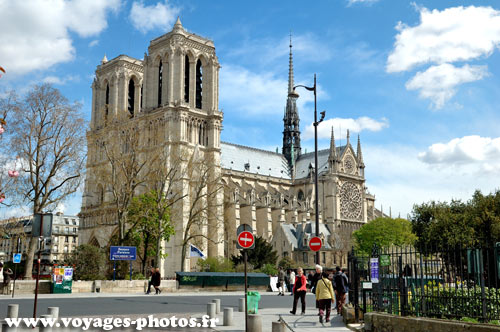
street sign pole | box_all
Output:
[12,237,21,298]
[113,261,116,281]
[129,260,132,281]
[33,216,44,319]
[244,248,248,332]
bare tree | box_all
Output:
[179,149,224,271]
[96,128,158,244]
[2,84,86,279]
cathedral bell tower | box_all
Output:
[282,36,301,168]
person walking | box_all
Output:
[153,267,162,294]
[342,268,349,304]
[315,271,335,323]
[289,269,295,295]
[333,266,346,314]
[277,267,286,296]
[2,267,13,295]
[146,267,156,294]
[290,267,307,315]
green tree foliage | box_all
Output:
[196,256,234,272]
[126,190,175,274]
[231,236,278,269]
[278,256,297,270]
[64,244,106,280]
[411,190,500,249]
[353,217,417,254]
[257,263,278,276]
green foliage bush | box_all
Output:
[196,256,234,272]
[278,256,297,269]
[411,282,500,320]
[257,263,278,276]
[64,244,106,280]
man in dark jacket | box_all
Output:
[333,266,346,314]
[153,267,161,295]
[146,267,156,294]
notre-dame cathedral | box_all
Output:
[79,18,382,276]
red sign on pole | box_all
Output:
[309,237,322,252]
[238,231,255,249]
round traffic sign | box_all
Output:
[309,236,322,252]
[238,231,255,249]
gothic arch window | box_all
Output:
[97,184,104,205]
[158,61,163,106]
[297,190,304,201]
[184,55,190,103]
[140,84,143,112]
[104,83,109,125]
[196,59,202,109]
[128,78,135,117]
[198,123,202,145]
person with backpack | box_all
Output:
[315,271,335,323]
[333,266,346,314]
[342,268,349,304]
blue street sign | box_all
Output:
[13,253,22,264]
[110,246,137,261]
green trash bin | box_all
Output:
[51,266,73,294]
[247,291,261,314]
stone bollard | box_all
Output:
[207,303,216,320]
[247,314,262,332]
[47,307,59,319]
[238,298,245,312]
[223,307,233,326]
[4,304,19,332]
[272,321,285,332]
[212,299,221,314]
[7,304,19,318]
[39,314,53,332]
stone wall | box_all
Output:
[1,280,178,295]
[364,313,500,332]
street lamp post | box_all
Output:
[294,74,325,265]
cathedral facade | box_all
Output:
[79,19,380,275]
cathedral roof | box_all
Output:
[296,222,333,250]
[294,146,346,179]
[220,142,291,179]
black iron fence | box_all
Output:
[348,243,500,322]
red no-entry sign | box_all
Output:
[309,236,322,252]
[238,231,255,249]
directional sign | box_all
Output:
[13,253,22,264]
[309,236,322,252]
[237,231,255,249]
[110,246,137,261]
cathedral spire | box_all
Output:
[173,16,184,32]
[346,129,350,146]
[288,33,299,97]
[329,127,336,160]
[357,134,365,168]
[282,33,301,168]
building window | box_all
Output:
[65,227,69,234]
[195,59,202,109]
[55,226,59,233]
[283,251,288,257]
[158,61,162,106]
[128,78,135,117]
[72,228,77,233]
[64,218,69,225]
[184,55,190,103]
[64,246,68,253]
[105,84,109,125]
[72,220,76,225]
[303,252,308,264]
[322,252,326,264]
[65,236,69,243]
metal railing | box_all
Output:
[348,244,500,322]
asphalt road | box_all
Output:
[0,293,317,319]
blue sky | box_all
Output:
[1,0,500,218]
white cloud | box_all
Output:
[418,135,500,169]
[347,0,379,6]
[405,64,489,109]
[129,1,180,34]
[0,0,120,76]
[386,5,500,109]
[364,143,500,218]
[42,75,79,85]
[387,6,500,73]
[303,117,389,140]
[88,40,99,47]
[227,33,332,65]
[219,64,316,116]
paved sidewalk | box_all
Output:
[214,307,351,332]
